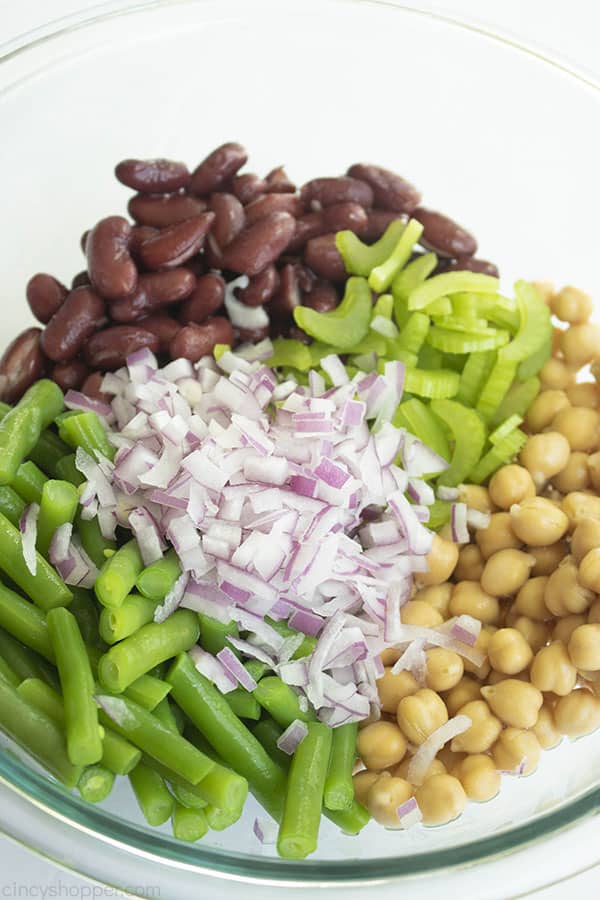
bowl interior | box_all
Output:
[0,0,599,883]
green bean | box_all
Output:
[129,761,174,826]
[136,549,180,601]
[0,676,81,787]
[0,580,54,662]
[253,676,316,727]
[95,539,144,609]
[167,653,285,820]
[78,765,115,803]
[198,614,239,656]
[0,628,50,682]
[324,800,370,835]
[29,429,71,478]
[0,511,72,611]
[253,718,292,771]
[277,722,332,859]
[17,678,64,723]
[47,608,103,766]
[141,756,209,807]
[225,688,261,721]
[152,697,181,734]
[11,461,47,504]
[55,454,84,487]
[323,722,357,811]
[204,804,240,831]
[95,693,214,785]
[0,655,20,686]
[58,411,115,461]
[0,486,26,527]
[184,725,249,814]
[171,803,208,842]
[170,782,207,810]
[0,380,64,485]
[264,618,316,659]
[99,593,158,645]
[36,479,79,557]
[76,513,117,569]
[245,660,270,683]
[124,674,171,711]
[69,588,102,650]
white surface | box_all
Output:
[0,0,599,897]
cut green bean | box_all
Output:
[136,549,181,602]
[0,655,20,686]
[172,803,208,841]
[224,689,261,721]
[205,804,240,831]
[253,676,316,727]
[0,676,81,786]
[198,614,239,657]
[184,724,249,815]
[17,678,64,724]
[323,722,357,811]
[78,765,115,803]
[69,588,102,650]
[36,479,79,557]
[0,511,72,610]
[277,722,332,859]
[11,461,47,505]
[59,411,115,461]
[96,693,214,785]
[99,593,159,645]
[124,674,172,711]
[325,800,370,835]
[29,429,71,478]
[0,380,64,485]
[0,628,50,682]
[169,781,208,810]
[253,718,292,771]
[264,618,316,660]
[47,608,102,766]
[0,580,54,662]
[76,513,117,569]
[95,539,144,609]
[153,697,182,734]
[0,486,26,527]
[129,761,174,826]
[55,453,84,487]
[98,609,199,692]
[167,653,285,820]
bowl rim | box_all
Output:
[0,0,599,885]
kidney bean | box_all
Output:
[223,212,295,276]
[71,271,91,289]
[137,213,214,270]
[110,268,197,322]
[203,234,225,270]
[169,317,234,362]
[41,287,106,362]
[84,325,160,370]
[80,230,90,254]
[287,324,311,344]
[231,173,267,204]
[128,193,207,228]
[245,193,304,225]
[322,201,369,236]
[286,212,326,253]
[304,233,347,282]
[300,176,373,210]
[129,225,160,259]
[412,207,477,258]
[208,193,245,247]
[51,360,89,392]
[137,315,182,352]
[271,264,301,315]
[179,273,226,324]
[265,166,296,194]
[0,327,45,403]
[362,209,405,242]
[304,280,339,313]
[184,256,207,278]
[26,274,68,324]
[445,256,499,277]
[237,325,271,343]
[295,264,316,293]
[189,142,248,195]
[237,265,279,307]
[347,163,421,213]
[86,216,138,300]
[81,372,109,403]
[115,158,190,193]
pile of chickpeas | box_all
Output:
[354,284,600,829]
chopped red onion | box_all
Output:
[189,645,237,694]
[450,502,469,544]
[64,389,113,421]
[396,796,423,828]
[408,715,472,785]
[437,485,459,501]
[216,647,258,691]
[253,817,278,845]
[449,614,481,647]
[276,719,308,755]
[154,572,189,623]
[466,507,491,530]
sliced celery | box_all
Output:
[294,276,372,350]
[417,345,444,370]
[408,272,499,311]
[500,281,552,363]
[392,252,437,302]
[490,376,540,428]
[344,334,388,356]
[430,400,487,487]
[405,368,460,400]
[372,294,394,320]
[369,219,424,293]
[392,398,451,460]
[432,316,495,334]
[456,351,497,407]
[517,332,552,380]
[427,327,509,354]
[476,357,517,420]
[266,339,313,372]
[427,500,452,530]
[393,313,430,356]
[469,429,528,484]
[423,297,453,316]
[489,414,524,445]
[336,220,406,277]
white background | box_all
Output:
[0,1,598,897]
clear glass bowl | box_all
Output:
[0,0,599,889]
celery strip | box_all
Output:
[476,357,518,420]
[266,339,312,372]
[427,327,509,354]
[490,377,540,428]
[430,400,487,487]
[294,277,372,350]
[417,345,444,370]
[500,281,552,363]
[469,430,528,484]
[517,332,552,380]
[372,294,394,320]
[424,297,453,316]
[456,351,497,407]
[394,313,430,356]
[404,369,460,400]
[393,398,450,460]
[489,414,524,445]
[392,253,437,302]
[368,219,424,293]
[432,316,493,334]
[408,272,499,311]
[427,500,452,530]
[336,220,406,277]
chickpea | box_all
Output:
[567,624,600,671]
[515,577,550,622]
[396,689,448,745]
[562,491,600,527]
[450,581,500,625]
[454,544,485,582]
[519,432,571,488]
[525,390,570,434]
[487,668,530,685]
[414,584,452,617]
[487,627,533,674]
[579,547,600,593]
[551,286,593,324]
[436,745,466,772]
[529,540,569,576]
[572,519,600,565]
[481,549,536,597]
[437,523,455,543]
[366,776,413,827]
[539,357,576,391]
[352,770,381,806]
[532,702,562,750]
[532,280,555,305]
[444,676,481,716]
[492,727,541,775]
[425,648,464,692]
[544,556,594,616]
[451,699,502,753]
[378,668,419,714]
[415,774,467,826]
[463,625,494,679]
[488,465,536,510]
[560,323,600,368]
[552,451,590,494]
[509,497,569,547]
[554,689,600,738]
[552,406,600,452]
[457,484,495,514]
[551,326,565,354]
[357,721,407,770]
[587,452,600,492]
[453,754,501,802]
[416,535,459,587]
[566,382,599,408]
[480,680,543,729]
[401,600,444,628]
[530,641,578,695]
[380,648,400,666]
[513,616,550,653]
[553,613,587,644]
[475,512,521,560]
[502,603,520,628]
[393,757,445,782]
[588,599,600,624]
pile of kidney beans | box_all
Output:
[0,141,498,403]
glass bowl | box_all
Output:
[0,0,599,889]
